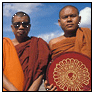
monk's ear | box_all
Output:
[28,24,31,31]
[79,16,81,23]
[58,19,61,26]
[11,25,14,32]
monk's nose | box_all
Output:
[19,24,24,29]
[67,16,72,22]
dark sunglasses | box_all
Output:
[13,22,30,28]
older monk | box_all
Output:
[3,11,50,91]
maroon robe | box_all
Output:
[15,37,50,91]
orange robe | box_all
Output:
[51,27,91,59]
[3,37,24,91]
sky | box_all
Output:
[3,2,91,43]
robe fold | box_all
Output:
[15,37,50,91]
[3,37,24,91]
[51,27,91,59]
[3,37,50,91]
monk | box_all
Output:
[3,11,51,91]
[44,5,91,91]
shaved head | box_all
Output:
[59,5,79,18]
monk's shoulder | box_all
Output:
[49,37,59,45]
[3,37,12,44]
[49,36,63,49]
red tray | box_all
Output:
[46,52,91,91]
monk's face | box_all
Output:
[58,7,81,34]
[11,16,31,38]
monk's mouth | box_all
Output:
[66,24,74,27]
[18,30,25,35]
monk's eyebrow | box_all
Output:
[61,14,77,19]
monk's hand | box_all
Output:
[44,80,57,91]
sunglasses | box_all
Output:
[13,22,30,28]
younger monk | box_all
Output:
[3,11,50,91]
[44,5,91,91]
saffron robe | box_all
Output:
[3,37,50,91]
[3,38,24,91]
[51,27,91,59]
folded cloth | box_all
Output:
[15,37,51,91]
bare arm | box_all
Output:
[3,73,18,91]
[49,36,65,50]
[28,74,43,91]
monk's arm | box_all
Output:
[3,73,18,91]
[28,74,43,91]
[49,39,54,50]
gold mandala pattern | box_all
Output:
[53,58,90,91]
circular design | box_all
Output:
[53,58,90,91]
[46,52,91,91]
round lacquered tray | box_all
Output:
[46,52,91,91]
